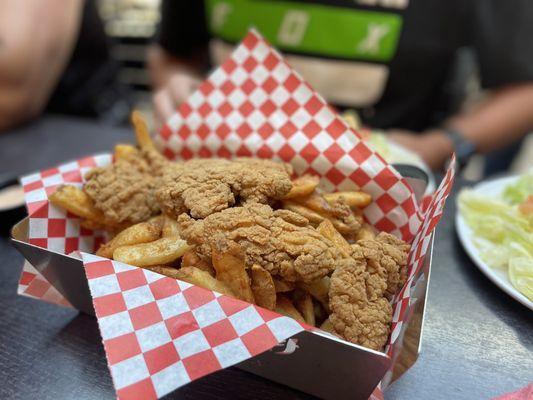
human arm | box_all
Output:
[389,0,533,170]
[447,83,533,152]
[0,0,82,132]
[389,82,533,170]
[148,0,210,127]
[148,45,206,126]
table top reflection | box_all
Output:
[0,115,531,400]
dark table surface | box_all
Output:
[0,116,531,400]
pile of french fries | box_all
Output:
[49,113,376,328]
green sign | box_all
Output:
[206,0,402,62]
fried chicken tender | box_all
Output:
[356,232,411,299]
[328,254,393,351]
[84,157,161,226]
[178,203,343,283]
[140,146,171,176]
[156,158,293,219]
[327,233,411,350]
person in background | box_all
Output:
[149,0,533,172]
[0,0,130,132]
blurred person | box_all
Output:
[0,0,130,132]
[149,1,533,171]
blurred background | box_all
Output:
[96,0,159,113]
[0,0,531,181]
[99,0,531,179]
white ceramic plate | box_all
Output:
[455,176,533,310]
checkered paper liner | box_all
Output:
[386,157,455,359]
[17,30,456,399]
[80,253,307,399]
[492,384,533,400]
[157,31,425,242]
[17,154,111,306]
[18,260,72,308]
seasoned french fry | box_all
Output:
[297,192,334,215]
[169,266,235,297]
[299,276,330,311]
[330,219,358,237]
[211,243,255,303]
[251,265,276,310]
[283,175,320,199]
[293,290,315,326]
[162,215,181,238]
[275,295,305,323]
[302,193,333,215]
[324,191,372,209]
[113,237,190,267]
[114,144,138,161]
[49,185,106,223]
[356,223,376,241]
[148,215,165,229]
[319,318,336,335]
[273,278,295,293]
[96,218,163,259]
[317,220,352,258]
[181,248,215,276]
[282,202,325,225]
[79,219,108,231]
[131,111,155,150]
[283,201,358,240]
[294,192,365,227]
[341,110,361,130]
[144,265,181,279]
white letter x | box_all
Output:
[357,23,390,54]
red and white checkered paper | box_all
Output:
[18,260,72,308]
[18,30,455,399]
[81,253,306,399]
[492,384,533,400]
[18,154,110,307]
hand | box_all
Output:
[387,129,454,171]
[152,73,201,129]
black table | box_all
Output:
[1,116,531,400]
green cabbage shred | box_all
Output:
[458,173,533,301]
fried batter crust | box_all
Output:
[356,232,411,299]
[328,255,392,351]
[84,158,160,225]
[178,203,342,283]
[327,233,411,350]
[156,158,293,218]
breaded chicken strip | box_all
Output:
[327,251,392,351]
[156,158,293,218]
[83,111,173,227]
[178,203,343,283]
[84,156,161,226]
[356,232,411,299]
[327,234,410,350]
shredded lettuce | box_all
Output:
[366,132,391,160]
[509,258,533,301]
[458,177,533,301]
[503,172,533,205]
